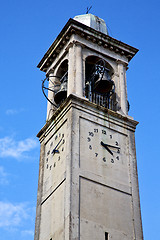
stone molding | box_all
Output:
[37,18,139,72]
[37,94,139,141]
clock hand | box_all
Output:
[101,141,113,156]
[103,143,120,149]
[51,138,63,155]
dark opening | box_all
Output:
[85,56,116,111]
[105,232,109,240]
[54,59,68,105]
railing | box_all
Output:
[85,91,115,110]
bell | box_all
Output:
[94,69,114,94]
[54,81,67,104]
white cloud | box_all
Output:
[21,230,34,236]
[6,109,18,115]
[0,202,29,228]
[0,166,8,185]
[0,201,36,240]
[0,136,38,159]
[5,108,25,115]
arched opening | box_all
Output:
[56,59,68,80]
[54,59,68,105]
[85,56,115,110]
[42,60,68,108]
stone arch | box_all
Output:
[51,59,68,105]
[55,59,68,80]
[84,55,116,110]
[85,55,114,84]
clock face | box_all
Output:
[86,128,121,164]
[80,118,129,184]
[45,132,65,171]
[43,122,67,195]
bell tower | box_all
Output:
[34,14,143,240]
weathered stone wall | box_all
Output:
[34,95,143,240]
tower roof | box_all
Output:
[73,14,108,35]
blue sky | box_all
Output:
[0,0,160,239]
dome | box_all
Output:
[73,14,108,35]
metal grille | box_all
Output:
[85,90,115,110]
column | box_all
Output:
[75,44,83,97]
[117,60,128,115]
[67,41,84,97]
[67,43,76,96]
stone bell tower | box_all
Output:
[34,14,143,240]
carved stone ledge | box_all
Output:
[98,41,102,46]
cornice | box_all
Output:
[37,94,138,140]
[37,18,139,72]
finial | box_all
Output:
[86,6,92,14]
